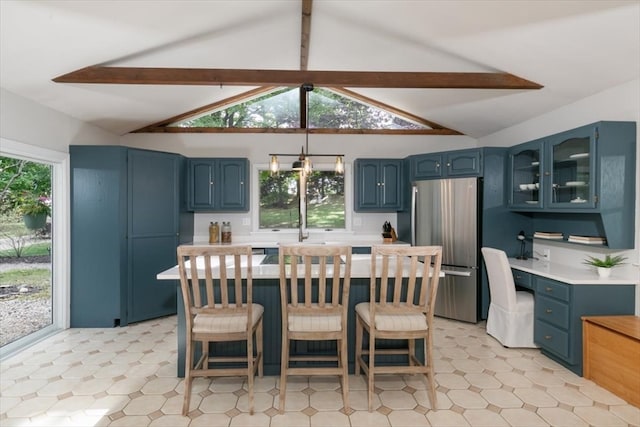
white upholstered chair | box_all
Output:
[355,245,442,411]
[481,247,537,348]
[278,244,352,413]
[177,245,263,415]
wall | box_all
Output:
[0,88,118,151]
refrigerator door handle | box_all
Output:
[411,185,417,246]
[441,269,472,277]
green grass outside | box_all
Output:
[0,268,51,300]
[0,242,51,258]
[260,199,345,229]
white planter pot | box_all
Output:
[597,267,612,278]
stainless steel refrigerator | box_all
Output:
[411,178,480,323]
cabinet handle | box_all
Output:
[446,162,451,167]
[377,182,381,186]
[515,275,522,279]
[380,182,385,186]
[210,181,214,185]
[435,163,440,169]
[545,309,552,313]
[544,335,552,340]
[544,171,550,176]
[545,287,553,292]
[240,181,244,185]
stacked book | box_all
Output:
[533,231,564,240]
[567,235,606,245]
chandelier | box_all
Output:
[268,83,344,175]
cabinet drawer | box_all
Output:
[535,295,569,329]
[535,320,570,359]
[511,269,532,290]
[536,277,570,302]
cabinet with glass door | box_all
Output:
[508,139,543,209]
[545,127,595,209]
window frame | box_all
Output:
[252,162,353,235]
[0,138,69,360]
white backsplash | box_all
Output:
[192,212,398,244]
[532,239,638,277]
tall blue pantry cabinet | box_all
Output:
[70,146,193,327]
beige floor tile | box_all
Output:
[37,378,82,396]
[451,358,484,373]
[199,392,239,413]
[309,410,350,426]
[500,408,550,426]
[107,377,149,395]
[462,408,510,426]
[435,373,471,390]
[109,414,152,426]
[414,389,453,410]
[236,391,274,412]
[277,390,310,412]
[536,407,589,426]
[513,387,558,407]
[73,377,115,396]
[479,388,524,408]
[270,411,311,427]
[188,412,232,426]
[609,404,640,425]
[141,377,179,395]
[5,396,58,418]
[370,374,407,390]
[378,390,417,410]
[574,405,629,427]
[349,409,391,427]
[347,388,382,411]
[546,385,593,407]
[46,395,95,416]
[308,375,341,391]
[478,357,515,373]
[310,389,345,411]
[122,394,167,415]
[464,372,502,389]
[524,369,567,387]
[447,389,489,409]
[148,414,190,426]
[426,409,470,426]
[2,378,48,396]
[209,376,245,393]
[495,371,534,388]
[578,383,628,405]
[229,412,271,427]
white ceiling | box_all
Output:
[1,1,638,138]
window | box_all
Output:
[258,168,345,230]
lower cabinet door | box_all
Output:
[535,295,570,329]
[535,320,570,359]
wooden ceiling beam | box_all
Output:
[135,126,462,135]
[53,66,543,90]
[300,0,313,71]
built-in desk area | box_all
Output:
[509,258,637,375]
[158,247,442,377]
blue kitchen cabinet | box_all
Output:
[532,275,634,376]
[187,158,249,211]
[410,149,482,180]
[508,121,636,248]
[354,159,403,211]
[70,146,193,327]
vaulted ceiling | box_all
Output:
[1,1,638,138]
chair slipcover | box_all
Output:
[482,247,537,348]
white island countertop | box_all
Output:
[509,258,640,285]
[157,253,443,281]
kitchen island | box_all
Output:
[157,247,441,377]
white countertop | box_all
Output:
[509,258,640,285]
[157,254,443,281]
[191,238,411,248]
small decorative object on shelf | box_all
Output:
[583,254,627,278]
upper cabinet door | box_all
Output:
[188,160,216,210]
[187,158,249,212]
[508,140,543,209]
[545,127,596,209]
[354,159,403,211]
[380,160,402,208]
[218,159,248,210]
[445,150,482,177]
[412,154,443,180]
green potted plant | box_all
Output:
[583,254,627,278]
[20,193,51,230]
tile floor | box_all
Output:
[1,315,638,427]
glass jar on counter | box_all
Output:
[221,221,232,244]
[208,222,219,244]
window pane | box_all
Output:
[306,171,345,229]
[259,170,300,229]
[258,169,345,229]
